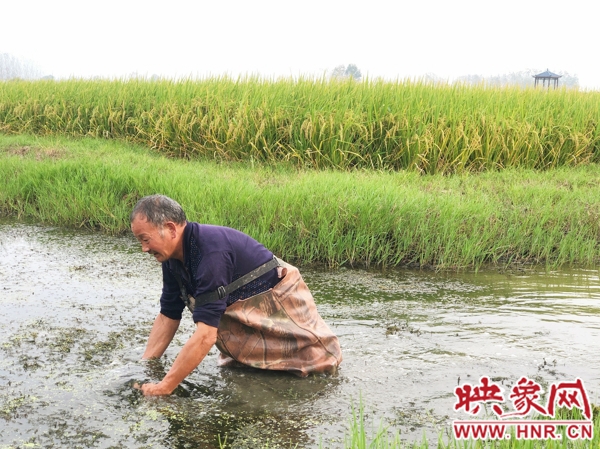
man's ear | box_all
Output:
[164,221,177,238]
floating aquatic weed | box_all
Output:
[0,394,43,421]
[391,404,448,433]
[384,320,422,336]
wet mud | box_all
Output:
[1,223,599,448]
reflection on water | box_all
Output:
[1,223,599,447]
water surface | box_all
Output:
[1,224,598,448]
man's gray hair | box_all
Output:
[130,194,187,227]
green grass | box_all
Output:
[0,78,599,173]
[340,402,600,449]
[2,133,600,269]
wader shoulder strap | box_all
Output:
[174,256,281,313]
[194,256,280,307]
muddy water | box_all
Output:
[1,223,599,448]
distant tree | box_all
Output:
[331,64,347,79]
[554,72,579,88]
[330,64,362,81]
[344,64,362,81]
[421,72,444,84]
[454,74,485,85]
[0,53,43,80]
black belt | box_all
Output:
[175,256,281,312]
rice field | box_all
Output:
[1,77,599,173]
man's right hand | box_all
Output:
[133,381,174,396]
[138,322,218,395]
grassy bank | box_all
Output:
[1,78,599,173]
[1,134,600,269]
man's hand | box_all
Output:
[133,381,173,396]
[136,322,218,396]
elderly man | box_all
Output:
[130,194,342,395]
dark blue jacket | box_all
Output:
[160,222,279,327]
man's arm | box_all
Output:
[142,313,181,359]
[140,322,218,396]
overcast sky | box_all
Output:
[2,0,599,89]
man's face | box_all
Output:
[131,216,174,263]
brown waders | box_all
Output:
[218,259,342,376]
